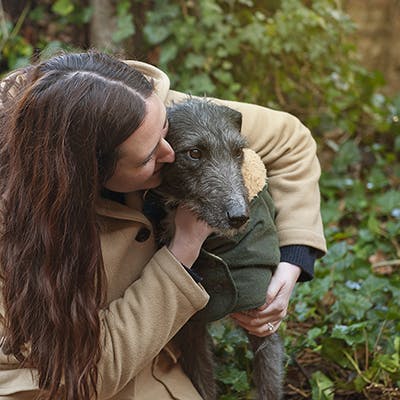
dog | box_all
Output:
[152,98,284,400]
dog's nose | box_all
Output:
[227,211,249,229]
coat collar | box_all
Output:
[96,192,152,227]
[122,60,171,103]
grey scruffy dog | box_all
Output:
[152,98,284,400]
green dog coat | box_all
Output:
[191,181,280,322]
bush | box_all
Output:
[143,0,393,136]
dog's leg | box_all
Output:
[248,333,284,400]
[175,322,217,400]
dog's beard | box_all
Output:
[158,194,249,241]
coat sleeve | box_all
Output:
[96,246,209,399]
[166,91,327,254]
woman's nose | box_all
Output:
[157,138,175,163]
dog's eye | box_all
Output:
[188,149,202,160]
[234,148,243,159]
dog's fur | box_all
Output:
[154,98,284,400]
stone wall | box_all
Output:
[344,0,400,95]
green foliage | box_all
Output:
[142,0,393,136]
[289,126,400,396]
[310,371,334,400]
[0,4,33,69]
[52,0,75,17]
[210,321,254,398]
[0,0,90,72]
[112,0,135,44]
[49,0,92,25]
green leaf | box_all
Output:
[320,338,352,369]
[144,24,170,45]
[305,326,328,347]
[216,366,249,392]
[332,288,373,321]
[331,322,368,346]
[159,42,178,65]
[332,140,361,173]
[310,371,335,400]
[322,199,342,225]
[112,14,135,43]
[353,374,369,391]
[374,190,400,214]
[51,0,74,16]
[375,353,400,374]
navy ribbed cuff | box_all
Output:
[280,245,322,282]
[182,264,203,283]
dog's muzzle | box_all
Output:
[227,203,249,228]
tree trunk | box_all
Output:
[344,0,400,96]
[89,0,117,52]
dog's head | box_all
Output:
[156,98,249,236]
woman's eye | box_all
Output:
[188,149,202,160]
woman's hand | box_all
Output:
[167,205,214,268]
[231,262,301,337]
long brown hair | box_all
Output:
[0,52,154,399]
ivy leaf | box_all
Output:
[112,14,135,43]
[332,288,373,321]
[320,338,352,368]
[112,0,135,43]
[216,365,249,392]
[374,190,400,214]
[159,42,178,65]
[144,24,170,45]
[51,0,74,16]
[331,322,368,346]
[310,371,335,400]
[332,140,361,173]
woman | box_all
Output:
[0,52,326,399]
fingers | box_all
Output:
[169,206,214,267]
[174,205,214,239]
[231,307,285,335]
[264,275,285,309]
[231,302,287,325]
[231,312,282,337]
[230,276,289,337]
[247,320,282,337]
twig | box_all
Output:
[372,259,400,268]
[0,0,9,47]
[293,355,312,380]
[373,320,387,354]
[0,1,31,53]
[287,383,309,398]
[364,329,369,371]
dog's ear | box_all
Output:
[221,105,243,132]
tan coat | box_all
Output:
[0,61,326,399]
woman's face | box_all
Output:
[104,94,175,193]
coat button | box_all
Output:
[135,227,151,242]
